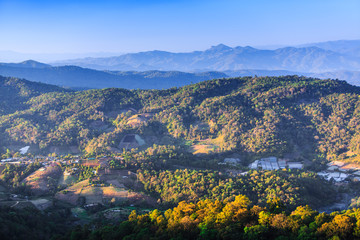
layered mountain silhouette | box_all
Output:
[297,40,360,58]
[0,41,359,89]
[53,43,360,73]
[0,61,227,89]
[0,59,359,89]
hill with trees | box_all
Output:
[63,195,360,240]
[1,75,360,164]
[2,75,360,239]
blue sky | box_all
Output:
[0,0,359,54]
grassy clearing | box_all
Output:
[30,198,52,210]
[102,186,128,198]
[81,187,103,204]
[189,139,219,155]
[71,207,88,220]
[58,174,77,186]
[56,178,133,205]
[23,164,62,193]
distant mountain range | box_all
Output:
[52,40,360,73]
[297,40,360,58]
[0,60,227,89]
[0,40,359,89]
[0,51,125,63]
[0,60,359,89]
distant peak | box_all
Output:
[209,44,232,51]
[20,59,38,63]
[19,60,51,68]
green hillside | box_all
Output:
[0,76,71,115]
[2,75,360,240]
[1,75,360,163]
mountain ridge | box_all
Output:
[297,39,360,57]
[1,59,360,89]
[52,44,360,72]
[0,63,228,89]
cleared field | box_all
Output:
[30,198,52,210]
[102,186,128,198]
[127,113,152,127]
[81,159,100,167]
[187,135,225,155]
[191,144,216,154]
[189,139,219,155]
[81,187,103,204]
[106,179,126,188]
[55,180,89,205]
[58,173,77,186]
[55,172,155,206]
[56,184,129,205]
[23,163,62,195]
[101,207,133,220]
[71,207,89,220]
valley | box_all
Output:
[1,0,359,238]
[2,75,360,239]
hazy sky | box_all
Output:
[0,0,359,54]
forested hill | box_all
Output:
[0,76,71,114]
[1,75,360,163]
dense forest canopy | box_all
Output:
[62,195,360,240]
[3,195,360,240]
[1,75,360,164]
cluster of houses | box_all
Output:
[1,158,16,163]
[1,157,27,164]
[317,171,349,182]
[249,157,304,170]
[5,145,360,186]
[0,153,96,173]
[218,156,305,172]
[316,161,360,183]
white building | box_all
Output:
[249,157,303,171]
[287,162,304,169]
[317,171,348,182]
[278,159,287,169]
[1,158,13,162]
[327,166,338,171]
[249,160,259,169]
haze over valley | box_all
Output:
[1,0,360,239]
